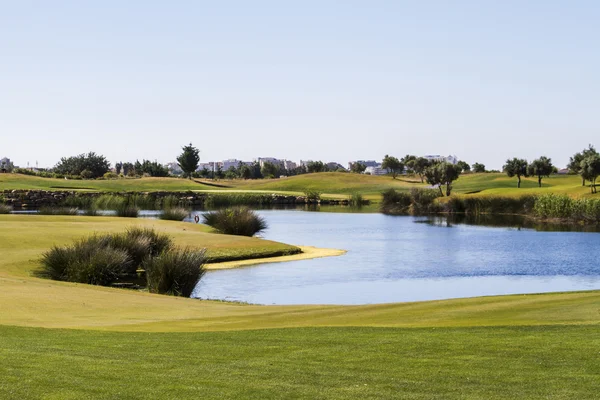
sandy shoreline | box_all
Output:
[204,246,347,270]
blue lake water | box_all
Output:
[192,210,600,305]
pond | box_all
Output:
[191,210,600,305]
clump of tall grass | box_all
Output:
[38,207,79,215]
[144,247,206,297]
[34,228,202,296]
[349,192,365,207]
[34,238,131,285]
[202,207,268,236]
[446,195,537,215]
[409,188,441,213]
[0,204,13,214]
[204,193,273,208]
[160,207,190,221]
[303,190,321,202]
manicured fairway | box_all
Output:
[1,325,599,399]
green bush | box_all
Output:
[160,207,190,221]
[0,204,12,214]
[410,188,442,213]
[202,207,268,236]
[380,189,412,214]
[125,227,173,256]
[144,247,206,297]
[304,190,322,202]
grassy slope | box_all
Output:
[1,325,598,400]
[2,172,594,200]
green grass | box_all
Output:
[1,325,599,399]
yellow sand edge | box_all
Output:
[204,246,347,270]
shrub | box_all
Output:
[144,248,206,297]
[116,205,139,218]
[380,189,412,214]
[103,171,118,179]
[410,188,441,213]
[0,204,12,214]
[80,169,94,179]
[349,192,365,207]
[202,207,268,236]
[160,207,190,221]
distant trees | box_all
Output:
[261,162,280,178]
[54,152,110,178]
[580,154,600,193]
[472,162,486,173]
[349,162,367,174]
[177,143,200,179]
[528,157,554,187]
[424,162,461,196]
[503,158,529,188]
[456,160,471,173]
[568,145,598,186]
[306,161,326,173]
[381,155,404,179]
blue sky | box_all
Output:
[1,1,598,169]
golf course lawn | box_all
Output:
[0,214,599,398]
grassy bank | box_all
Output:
[1,324,598,399]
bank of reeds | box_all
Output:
[33,228,203,296]
[204,193,274,208]
[380,188,441,215]
[38,207,79,215]
[202,207,268,236]
[533,194,600,223]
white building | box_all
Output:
[348,160,379,169]
[365,165,389,176]
[222,159,253,171]
[423,154,458,164]
[283,160,297,170]
[256,157,285,169]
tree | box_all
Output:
[176,143,200,179]
[115,162,122,175]
[349,162,367,174]
[306,161,325,173]
[568,145,598,186]
[381,155,404,179]
[503,158,529,188]
[401,155,417,173]
[456,160,471,173]
[54,152,110,178]
[261,162,279,178]
[580,154,600,194]
[413,157,430,183]
[424,163,444,196]
[528,156,554,187]
[472,162,486,173]
[239,165,252,180]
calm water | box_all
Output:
[192,210,600,305]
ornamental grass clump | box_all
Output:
[38,207,79,215]
[33,228,202,297]
[202,207,267,237]
[160,207,190,221]
[0,204,12,214]
[143,248,206,297]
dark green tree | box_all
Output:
[528,156,554,187]
[568,145,598,186]
[580,154,600,194]
[381,155,404,179]
[456,160,471,173]
[349,162,367,174]
[503,158,529,188]
[306,161,325,173]
[176,143,200,179]
[54,152,110,178]
[472,162,486,173]
[261,162,280,178]
[239,165,252,180]
[413,157,431,183]
[424,163,444,196]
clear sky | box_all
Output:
[1,1,598,170]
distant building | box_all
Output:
[283,160,297,170]
[222,159,252,171]
[423,154,458,164]
[365,165,389,176]
[348,160,379,170]
[166,162,183,175]
[256,157,285,169]
[0,157,13,173]
[557,168,570,175]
